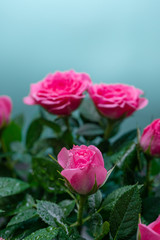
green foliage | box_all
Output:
[0,101,158,240]
[1,121,21,151]
[37,200,64,227]
[23,226,59,240]
[0,177,29,198]
[32,157,62,192]
[77,123,104,137]
[59,199,75,217]
[7,208,37,226]
[88,190,102,211]
[110,185,141,240]
[26,118,44,149]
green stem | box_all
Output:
[64,116,70,132]
[104,119,115,140]
[77,195,87,227]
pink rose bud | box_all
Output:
[140,119,160,157]
[23,70,91,116]
[138,216,160,240]
[88,83,148,119]
[58,145,107,195]
[0,96,12,129]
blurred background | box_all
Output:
[0,0,160,133]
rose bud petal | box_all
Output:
[23,70,91,116]
[140,119,160,157]
[0,96,12,129]
[58,145,107,195]
[88,83,148,120]
[138,216,160,240]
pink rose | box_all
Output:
[0,238,5,240]
[58,145,107,195]
[140,119,160,157]
[88,83,148,119]
[0,96,12,128]
[23,70,91,115]
[138,216,160,240]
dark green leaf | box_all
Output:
[0,178,29,198]
[31,137,62,155]
[10,194,35,215]
[26,118,43,149]
[90,213,103,237]
[88,190,102,211]
[37,200,64,226]
[110,185,141,240]
[143,196,160,222]
[7,208,37,226]
[59,200,75,217]
[23,226,59,240]
[32,157,62,192]
[112,129,137,151]
[80,98,101,123]
[1,121,21,151]
[77,123,103,136]
[39,118,61,133]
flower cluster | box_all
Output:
[24,70,148,118]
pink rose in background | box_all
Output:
[88,83,148,119]
[58,145,107,195]
[0,238,5,240]
[139,216,160,240]
[140,119,160,157]
[0,96,12,129]
[23,70,91,116]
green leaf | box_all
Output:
[1,121,21,151]
[26,118,43,149]
[0,217,43,240]
[80,98,102,123]
[100,165,115,188]
[90,213,103,238]
[39,118,61,133]
[110,185,141,240]
[88,190,102,211]
[143,196,160,222]
[112,129,137,151]
[77,123,103,136]
[0,178,29,198]
[59,200,75,217]
[10,194,35,215]
[37,200,64,226]
[23,226,59,240]
[32,157,62,192]
[31,137,62,155]
[7,208,37,226]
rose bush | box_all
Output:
[138,216,160,240]
[0,95,12,129]
[88,83,148,119]
[58,145,107,195]
[140,119,160,157]
[23,70,91,115]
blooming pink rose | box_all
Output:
[23,70,91,115]
[140,119,160,157]
[58,145,107,195]
[0,238,5,240]
[88,83,148,119]
[139,216,160,240]
[0,96,12,128]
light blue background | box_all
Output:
[0,0,160,133]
